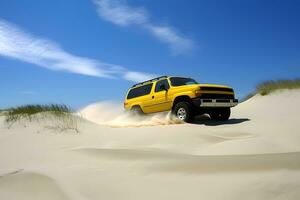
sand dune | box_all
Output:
[0,170,70,200]
[73,147,300,172]
[1,89,300,200]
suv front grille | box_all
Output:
[201,93,234,99]
[200,87,233,93]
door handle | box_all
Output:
[152,96,154,99]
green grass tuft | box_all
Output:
[5,104,71,122]
[256,79,300,96]
[4,104,79,132]
[241,78,300,102]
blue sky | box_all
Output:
[0,0,299,109]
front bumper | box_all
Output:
[192,98,238,108]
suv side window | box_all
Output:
[127,83,153,99]
[155,79,170,92]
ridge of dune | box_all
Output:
[1,89,300,200]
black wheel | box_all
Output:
[130,106,143,116]
[209,108,231,121]
[172,102,194,122]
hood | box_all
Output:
[197,83,232,88]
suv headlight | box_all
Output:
[195,90,202,96]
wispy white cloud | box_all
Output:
[0,19,153,83]
[0,19,123,78]
[123,71,158,82]
[145,24,194,55]
[93,0,194,55]
[94,0,148,26]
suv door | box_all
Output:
[149,79,172,112]
[127,83,154,113]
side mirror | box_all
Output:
[159,84,168,91]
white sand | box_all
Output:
[1,89,300,200]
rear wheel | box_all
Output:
[209,108,231,121]
[172,102,194,122]
[130,106,143,116]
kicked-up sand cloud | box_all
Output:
[78,101,184,127]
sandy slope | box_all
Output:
[1,89,300,200]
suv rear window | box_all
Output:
[127,83,153,99]
[170,77,198,86]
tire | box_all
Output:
[130,106,143,116]
[172,102,194,123]
[209,108,231,121]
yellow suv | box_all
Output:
[124,76,238,122]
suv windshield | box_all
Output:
[170,77,198,86]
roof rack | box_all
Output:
[132,76,168,88]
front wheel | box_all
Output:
[209,108,231,121]
[172,102,194,123]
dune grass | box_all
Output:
[242,79,300,102]
[256,79,300,96]
[4,104,79,132]
[5,104,71,122]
